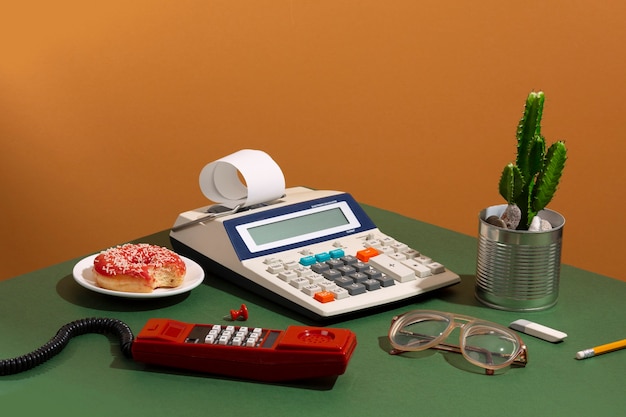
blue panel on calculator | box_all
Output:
[224,193,377,261]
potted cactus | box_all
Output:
[475,91,567,311]
[493,91,567,231]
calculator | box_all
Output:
[132,318,357,381]
[170,187,460,321]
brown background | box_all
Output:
[2,1,625,282]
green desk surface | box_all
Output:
[2,205,625,416]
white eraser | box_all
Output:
[509,319,567,343]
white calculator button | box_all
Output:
[318,279,337,291]
[427,262,445,274]
[302,284,322,296]
[290,277,309,289]
[415,255,432,264]
[380,237,395,246]
[297,269,314,278]
[391,243,409,252]
[294,267,311,277]
[403,249,420,259]
[331,287,350,300]
[278,270,297,282]
[231,337,243,346]
[364,239,383,248]
[368,254,416,282]
[263,257,279,265]
[401,259,432,278]
[266,263,285,274]
[283,260,300,270]
[245,338,257,347]
[307,274,323,284]
[378,246,394,255]
[389,252,407,261]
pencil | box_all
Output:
[575,338,626,360]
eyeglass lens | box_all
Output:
[392,317,448,349]
[463,325,520,367]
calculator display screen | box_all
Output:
[235,201,361,253]
[248,207,349,245]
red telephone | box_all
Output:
[131,318,358,382]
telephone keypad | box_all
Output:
[186,324,267,348]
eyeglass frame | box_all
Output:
[388,310,528,375]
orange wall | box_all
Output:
[2,1,626,282]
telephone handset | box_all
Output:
[131,318,357,382]
[1,317,356,382]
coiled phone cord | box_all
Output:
[0,317,134,376]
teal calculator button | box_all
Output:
[315,252,331,262]
[299,255,317,266]
[329,248,345,258]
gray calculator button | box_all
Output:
[343,283,366,295]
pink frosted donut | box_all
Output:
[93,244,186,293]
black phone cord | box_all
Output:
[0,317,134,376]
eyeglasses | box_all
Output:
[388,310,528,375]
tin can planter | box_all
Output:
[475,204,565,311]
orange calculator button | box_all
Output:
[314,291,335,303]
[356,247,380,262]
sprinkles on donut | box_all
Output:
[92,243,186,293]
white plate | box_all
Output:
[72,254,205,298]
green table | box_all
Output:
[2,205,625,416]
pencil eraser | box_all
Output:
[509,319,567,343]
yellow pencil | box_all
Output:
[575,338,626,360]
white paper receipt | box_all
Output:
[199,149,285,209]
[509,319,567,343]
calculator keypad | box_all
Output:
[264,234,447,304]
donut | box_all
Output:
[92,244,186,293]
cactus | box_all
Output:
[498,91,567,229]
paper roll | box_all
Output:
[199,149,285,208]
